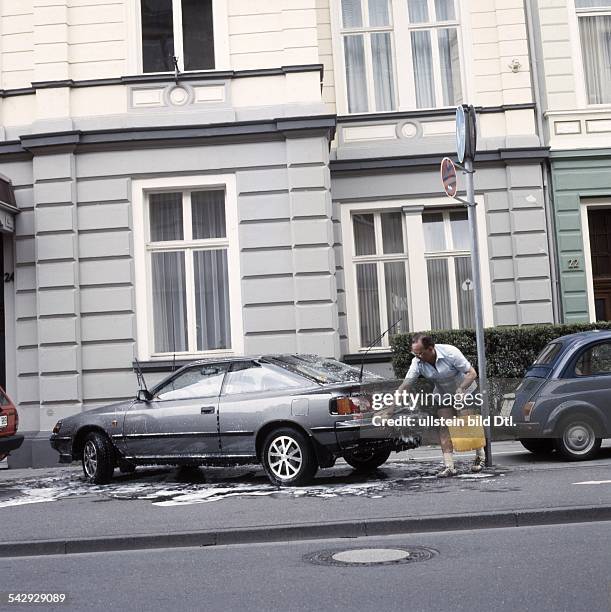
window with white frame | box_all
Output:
[422,210,474,329]
[351,211,410,347]
[337,0,463,113]
[574,0,611,104]
[340,0,397,113]
[348,206,478,351]
[140,0,214,72]
[146,189,231,355]
[406,0,463,109]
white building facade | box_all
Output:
[0,0,557,466]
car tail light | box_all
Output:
[14,408,18,432]
[330,395,372,415]
[522,401,535,421]
[52,420,62,435]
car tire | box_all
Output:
[82,431,115,484]
[554,415,602,461]
[262,427,318,486]
[519,438,555,455]
[344,448,392,471]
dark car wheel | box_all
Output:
[82,432,115,484]
[519,438,555,455]
[344,448,391,471]
[555,415,602,461]
[262,427,318,486]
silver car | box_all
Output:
[50,355,420,486]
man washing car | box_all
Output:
[397,333,485,477]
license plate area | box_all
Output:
[0,415,7,428]
[500,395,515,417]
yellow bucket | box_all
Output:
[448,416,486,452]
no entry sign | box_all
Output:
[440,157,457,197]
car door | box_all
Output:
[123,363,229,459]
[218,361,309,455]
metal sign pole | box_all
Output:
[463,156,492,467]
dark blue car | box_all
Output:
[502,330,611,460]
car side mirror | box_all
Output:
[137,389,153,402]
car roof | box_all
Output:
[552,329,611,348]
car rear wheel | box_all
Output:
[262,428,318,486]
[82,432,115,484]
[555,415,602,461]
[519,438,555,455]
[344,448,391,471]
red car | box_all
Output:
[0,387,23,461]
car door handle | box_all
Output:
[200,406,215,414]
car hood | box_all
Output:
[61,398,135,425]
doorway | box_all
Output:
[587,209,611,321]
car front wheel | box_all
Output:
[262,428,318,486]
[344,448,391,471]
[82,432,115,484]
[519,438,555,455]
[555,415,602,461]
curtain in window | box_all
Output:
[423,212,446,251]
[371,32,396,111]
[344,35,368,112]
[369,0,390,27]
[408,0,429,22]
[575,0,611,7]
[578,15,611,104]
[450,210,469,250]
[182,0,215,70]
[194,249,231,350]
[435,0,455,20]
[427,258,452,329]
[342,0,363,27]
[411,30,435,108]
[353,213,376,255]
[149,192,183,241]
[357,263,381,346]
[454,256,475,329]
[192,190,226,239]
[438,28,462,106]
[152,251,188,352]
[381,212,404,253]
[384,262,409,335]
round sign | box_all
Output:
[461,279,474,292]
[440,157,457,197]
[456,105,466,163]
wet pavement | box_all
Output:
[0,457,507,508]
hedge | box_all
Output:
[390,322,611,410]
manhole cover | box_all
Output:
[304,546,438,567]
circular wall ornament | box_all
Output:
[169,86,189,106]
[401,122,418,138]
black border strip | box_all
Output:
[0,64,324,98]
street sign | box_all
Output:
[440,157,457,197]
[456,104,477,163]
[456,105,466,163]
[461,278,474,291]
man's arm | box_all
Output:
[397,357,420,392]
[457,366,477,393]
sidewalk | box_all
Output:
[1,441,610,556]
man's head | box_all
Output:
[411,333,435,362]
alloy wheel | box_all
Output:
[83,440,98,478]
[267,435,303,481]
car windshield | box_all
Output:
[533,342,562,366]
[264,355,381,384]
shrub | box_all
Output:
[390,322,611,411]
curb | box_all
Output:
[2,504,611,557]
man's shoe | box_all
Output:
[471,456,485,473]
[436,466,458,478]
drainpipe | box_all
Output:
[524,0,563,323]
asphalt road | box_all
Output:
[1,521,609,612]
[1,441,611,546]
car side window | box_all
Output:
[222,362,305,395]
[155,364,229,400]
[0,391,8,406]
[575,342,611,377]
